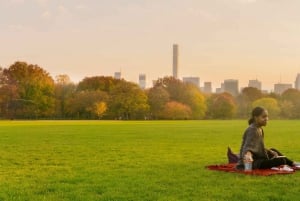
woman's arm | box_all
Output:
[242,128,258,157]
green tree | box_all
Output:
[154,77,183,100]
[180,83,207,119]
[279,100,294,119]
[77,76,122,92]
[252,97,280,118]
[236,87,263,118]
[109,81,149,120]
[147,86,170,119]
[280,88,300,119]
[65,90,108,119]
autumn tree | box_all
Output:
[0,67,16,117]
[108,81,149,119]
[252,97,280,118]
[236,87,263,118]
[94,101,107,119]
[76,76,150,119]
[154,77,183,101]
[207,92,237,119]
[153,76,206,119]
[77,76,122,92]
[0,61,55,119]
[280,89,300,119]
[279,100,294,119]
[147,86,170,119]
[180,83,207,119]
[161,101,192,120]
[54,74,76,118]
[65,90,109,119]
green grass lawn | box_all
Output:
[0,120,299,201]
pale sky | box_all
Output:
[1,0,300,91]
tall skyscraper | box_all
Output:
[224,79,239,96]
[139,74,146,89]
[248,79,262,90]
[203,82,212,94]
[173,44,178,79]
[274,83,292,94]
[182,77,200,88]
[295,74,300,90]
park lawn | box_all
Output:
[0,120,299,201]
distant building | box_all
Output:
[216,83,224,94]
[248,79,262,90]
[216,88,223,94]
[139,74,146,89]
[224,79,239,96]
[114,72,121,79]
[203,82,212,94]
[173,44,178,79]
[274,83,293,94]
[295,74,300,90]
[183,77,200,88]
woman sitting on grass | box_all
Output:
[236,106,299,170]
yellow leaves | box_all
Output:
[94,101,107,119]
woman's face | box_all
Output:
[255,110,269,127]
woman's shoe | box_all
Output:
[293,162,300,170]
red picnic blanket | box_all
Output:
[206,163,297,176]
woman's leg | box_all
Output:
[254,157,292,169]
[270,148,284,156]
[270,148,294,166]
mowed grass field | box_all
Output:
[0,120,300,201]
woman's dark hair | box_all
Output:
[248,106,266,125]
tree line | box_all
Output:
[1,61,300,120]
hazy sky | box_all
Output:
[1,0,300,91]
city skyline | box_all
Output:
[2,43,300,92]
[1,0,300,91]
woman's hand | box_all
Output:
[244,151,253,162]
